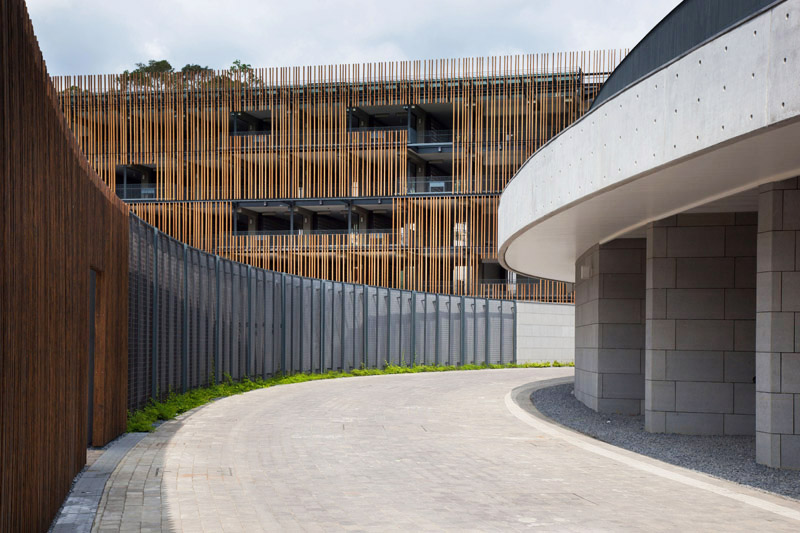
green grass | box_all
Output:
[126,360,574,432]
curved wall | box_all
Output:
[0,0,129,529]
[498,0,800,282]
[592,0,778,108]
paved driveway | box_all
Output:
[93,368,800,531]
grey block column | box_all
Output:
[756,178,800,469]
[574,239,645,414]
[645,213,756,435]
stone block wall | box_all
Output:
[756,178,800,469]
[574,239,646,414]
[645,213,756,435]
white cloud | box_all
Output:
[25,0,681,75]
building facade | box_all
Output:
[498,0,800,468]
[54,51,623,301]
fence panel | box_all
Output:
[311,279,322,373]
[476,299,489,366]
[488,299,503,365]
[501,301,515,365]
[364,287,386,368]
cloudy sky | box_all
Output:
[27,0,681,76]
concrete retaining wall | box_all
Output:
[515,301,575,363]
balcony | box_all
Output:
[236,228,392,237]
[407,177,452,194]
[478,278,575,303]
[116,183,160,200]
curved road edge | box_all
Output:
[507,378,800,522]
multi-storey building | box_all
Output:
[54,51,623,301]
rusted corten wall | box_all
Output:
[0,0,130,530]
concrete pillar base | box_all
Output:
[755,178,800,469]
[574,239,645,415]
[645,213,756,436]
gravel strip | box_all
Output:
[531,383,800,501]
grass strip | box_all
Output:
[127,360,574,432]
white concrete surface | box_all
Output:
[498,0,800,282]
[515,301,574,363]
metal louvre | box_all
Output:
[464,297,476,365]
[438,295,451,366]
[127,215,520,410]
[488,299,503,365]
[412,293,425,366]
[400,292,413,366]
[475,299,488,366]
[422,294,436,366]
[332,283,345,372]
[451,296,463,366]
[354,285,365,369]
[392,290,400,368]
[310,279,322,373]
[366,286,379,369]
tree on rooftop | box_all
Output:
[130,59,174,74]
[228,59,259,87]
[119,59,174,89]
[230,59,252,72]
[181,64,212,74]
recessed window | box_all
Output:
[230,110,271,136]
[115,164,157,199]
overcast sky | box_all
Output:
[27,0,682,76]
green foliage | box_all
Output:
[230,59,252,72]
[125,59,174,75]
[181,63,212,74]
[126,360,574,433]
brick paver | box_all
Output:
[93,369,800,531]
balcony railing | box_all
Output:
[478,279,574,303]
[115,184,159,200]
[346,125,407,133]
[407,177,452,194]
[235,228,393,237]
[415,129,453,144]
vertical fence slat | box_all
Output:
[152,228,159,399]
[182,243,188,393]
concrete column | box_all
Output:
[645,213,756,435]
[756,177,800,469]
[574,239,645,414]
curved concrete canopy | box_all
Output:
[498,0,800,283]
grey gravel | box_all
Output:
[531,383,800,501]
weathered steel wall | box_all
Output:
[0,0,130,529]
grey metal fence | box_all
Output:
[128,215,517,411]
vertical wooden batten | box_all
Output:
[1,0,130,530]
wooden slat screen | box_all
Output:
[54,51,624,303]
[0,0,130,530]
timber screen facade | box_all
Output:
[54,51,623,301]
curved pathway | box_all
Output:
[94,369,800,531]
